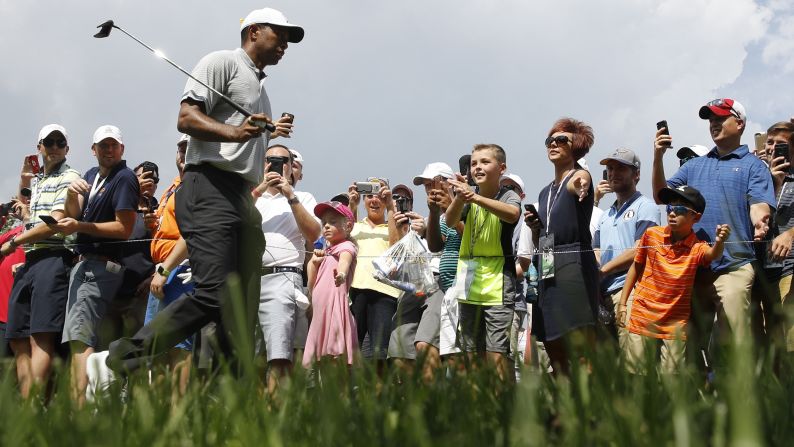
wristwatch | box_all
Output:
[8,236,19,248]
[156,264,171,278]
[287,196,300,205]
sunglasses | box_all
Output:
[706,99,740,119]
[366,176,389,186]
[40,138,67,148]
[666,204,697,216]
[503,184,520,192]
[545,135,573,147]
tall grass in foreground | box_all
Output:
[0,338,792,446]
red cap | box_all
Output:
[698,98,746,121]
[314,201,354,222]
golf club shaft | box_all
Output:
[113,25,275,132]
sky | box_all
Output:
[1,0,793,215]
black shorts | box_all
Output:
[5,250,73,339]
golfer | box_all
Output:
[109,7,303,374]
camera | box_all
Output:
[774,142,789,162]
[355,182,381,195]
[281,112,295,123]
[0,201,16,218]
[393,194,411,213]
[267,156,289,174]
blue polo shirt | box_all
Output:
[667,145,775,272]
[75,160,139,259]
[593,192,660,293]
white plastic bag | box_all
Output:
[371,230,438,297]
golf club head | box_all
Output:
[94,20,115,38]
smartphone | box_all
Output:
[459,154,476,186]
[281,112,295,123]
[267,156,287,174]
[774,142,789,161]
[656,120,671,147]
[39,214,58,225]
[26,155,40,174]
[754,132,767,155]
[602,169,608,181]
[394,195,410,213]
[355,182,381,194]
[524,203,544,229]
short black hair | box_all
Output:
[266,144,294,163]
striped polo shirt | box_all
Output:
[438,215,462,292]
[182,48,272,185]
[628,226,711,340]
[27,161,81,251]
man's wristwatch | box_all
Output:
[156,264,171,278]
[287,196,300,205]
[9,236,19,248]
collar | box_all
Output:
[662,225,698,249]
[361,217,388,228]
[707,144,749,160]
[235,47,266,80]
[42,160,68,177]
[609,191,642,215]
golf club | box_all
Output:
[94,20,276,132]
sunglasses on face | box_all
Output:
[666,204,696,216]
[40,138,67,148]
[545,135,573,148]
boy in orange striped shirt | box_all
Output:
[617,186,730,373]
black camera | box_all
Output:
[393,194,411,213]
[267,156,289,175]
[774,142,789,162]
[0,201,16,218]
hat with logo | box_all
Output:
[500,173,525,193]
[314,201,354,222]
[699,98,747,122]
[676,145,709,159]
[240,8,304,43]
[600,148,641,169]
[38,124,69,142]
[413,162,455,185]
[658,185,706,214]
[92,125,123,145]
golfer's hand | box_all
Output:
[52,217,80,235]
[654,128,672,158]
[150,271,166,299]
[235,114,269,142]
[68,179,91,197]
[270,115,294,139]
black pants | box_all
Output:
[108,164,265,374]
[350,288,397,360]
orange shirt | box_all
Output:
[628,226,710,340]
[150,176,181,263]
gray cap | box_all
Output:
[600,148,640,170]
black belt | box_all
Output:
[262,266,302,276]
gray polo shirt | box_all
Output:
[182,48,272,184]
[766,176,794,280]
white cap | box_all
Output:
[38,124,68,142]
[290,149,304,165]
[412,162,455,185]
[676,145,710,159]
[178,134,189,144]
[577,158,590,171]
[92,125,123,145]
[500,173,525,193]
[240,8,304,43]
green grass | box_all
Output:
[0,340,792,447]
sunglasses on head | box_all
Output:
[679,155,698,166]
[666,204,697,216]
[40,138,67,149]
[706,99,740,119]
[503,184,519,192]
[545,135,573,148]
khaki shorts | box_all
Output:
[623,331,686,374]
[777,275,794,352]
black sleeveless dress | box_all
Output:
[532,171,598,341]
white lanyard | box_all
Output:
[87,173,107,206]
[545,170,575,229]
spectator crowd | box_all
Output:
[2,7,794,405]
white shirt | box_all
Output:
[256,190,319,267]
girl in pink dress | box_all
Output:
[303,201,358,367]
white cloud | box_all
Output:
[0,0,782,208]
